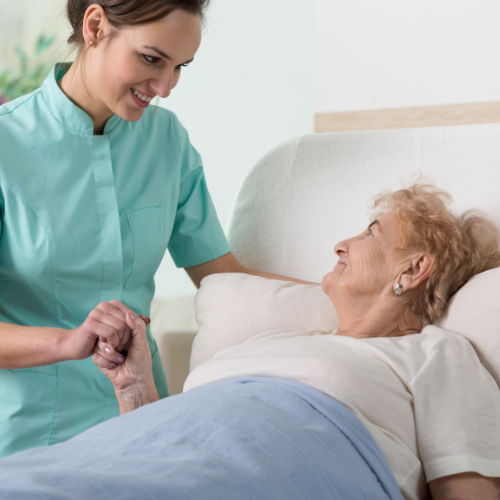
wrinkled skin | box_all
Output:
[321,211,433,338]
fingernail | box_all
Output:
[110,363,117,368]
[105,348,111,355]
[130,313,136,320]
[117,357,124,363]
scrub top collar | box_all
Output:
[41,62,122,136]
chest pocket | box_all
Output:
[124,207,166,289]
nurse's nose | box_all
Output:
[151,73,174,99]
[156,85,171,100]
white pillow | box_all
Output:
[191,269,500,389]
[190,273,339,371]
[434,267,500,387]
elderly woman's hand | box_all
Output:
[92,313,159,414]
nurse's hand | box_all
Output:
[66,301,149,365]
[92,313,159,414]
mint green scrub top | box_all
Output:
[0,63,230,457]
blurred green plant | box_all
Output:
[0,34,57,104]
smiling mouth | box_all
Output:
[131,88,155,103]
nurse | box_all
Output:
[0,0,301,458]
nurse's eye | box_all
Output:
[175,63,189,71]
[142,54,161,64]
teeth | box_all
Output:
[132,89,154,103]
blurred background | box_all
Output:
[2,0,500,302]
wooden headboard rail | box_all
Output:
[315,102,500,133]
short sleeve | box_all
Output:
[167,117,230,268]
[411,335,500,482]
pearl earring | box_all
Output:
[395,284,404,296]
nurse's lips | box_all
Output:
[130,88,152,109]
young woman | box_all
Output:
[0,0,300,458]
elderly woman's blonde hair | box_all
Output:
[371,181,500,328]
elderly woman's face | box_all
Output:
[322,211,406,300]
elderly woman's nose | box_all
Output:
[335,235,362,256]
[334,239,349,257]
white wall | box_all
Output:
[155,0,316,299]
[316,0,500,113]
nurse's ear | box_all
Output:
[82,4,111,48]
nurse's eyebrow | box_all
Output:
[143,46,194,65]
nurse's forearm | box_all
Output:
[0,321,71,369]
[185,251,318,287]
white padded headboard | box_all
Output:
[227,124,500,283]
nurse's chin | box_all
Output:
[120,108,147,123]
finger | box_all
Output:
[99,340,116,356]
[94,303,130,335]
[139,315,151,327]
[116,318,137,354]
[125,312,137,332]
[92,352,118,370]
[127,318,150,356]
[91,321,122,349]
[96,340,125,364]
[89,308,124,347]
[108,300,140,321]
[106,301,145,337]
[117,338,132,356]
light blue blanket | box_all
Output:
[0,377,403,500]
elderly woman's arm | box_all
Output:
[93,313,159,414]
[429,472,500,500]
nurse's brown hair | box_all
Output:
[66,0,211,47]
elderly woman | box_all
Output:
[1,183,499,500]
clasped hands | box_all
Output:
[66,301,157,404]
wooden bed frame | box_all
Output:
[315,102,500,133]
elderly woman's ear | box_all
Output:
[396,253,435,295]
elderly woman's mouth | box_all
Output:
[336,261,347,266]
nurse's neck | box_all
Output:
[58,61,112,136]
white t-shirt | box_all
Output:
[184,326,500,500]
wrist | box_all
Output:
[53,328,76,362]
[57,328,78,361]
[115,378,159,414]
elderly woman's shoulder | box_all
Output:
[385,326,482,379]
[409,325,476,352]
[421,324,466,338]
